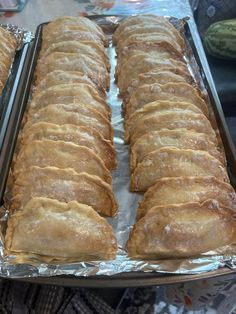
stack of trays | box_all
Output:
[4,16,118,262]
[113,15,236,259]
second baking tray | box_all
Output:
[1,16,236,286]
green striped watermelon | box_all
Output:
[204,19,236,60]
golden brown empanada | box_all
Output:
[127,200,236,259]
[42,16,108,48]
[117,54,189,95]
[35,70,105,98]
[36,52,109,90]
[130,128,224,170]
[137,176,236,220]
[128,111,217,146]
[10,166,117,216]
[124,82,208,119]
[124,100,203,142]
[126,70,193,98]
[23,104,113,141]
[40,41,110,71]
[21,122,116,170]
[131,147,229,192]
[13,140,111,184]
[5,197,117,261]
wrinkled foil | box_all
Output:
[1,16,236,282]
[0,23,33,49]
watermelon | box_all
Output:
[204,19,236,60]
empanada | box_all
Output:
[124,83,208,119]
[128,111,217,146]
[5,197,117,261]
[117,54,189,95]
[127,200,236,259]
[21,123,116,170]
[131,147,229,192]
[31,83,110,117]
[35,70,105,98]
[36,52,109,90]
[40,41,110,70]
[13,140,111,184]
[23,104,113,141]
[137,176,236,220]
[126,70,193,98]
[130,128,224,170]
[124,100,203,142]
[10,166,117,216]
[42,16,108,47]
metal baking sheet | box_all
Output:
[0,15,236,287]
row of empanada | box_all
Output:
[5,16,118,262]
[114,15,236,259]
[0,27,17,95]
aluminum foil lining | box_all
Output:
[1,15,236,279]
[0,23,33,49]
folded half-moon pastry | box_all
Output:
[21,123,116,170]
[35,70,106,98]
[36,52,109,90]
[23,104,113,142]
[10,166,117,216]
[127,200,236,259]
[42,16,108,48]
[30,83,110,119]
[126,70,193,99]
[124,82,208,119]
[5,197,117,261]
[131,147,229,192]
[128,111,217,146]
[117,54,189,95]
[137,176,236,220]
[40,41,110,70]
[130,128,224,170]
[13,140,111,184]
[124,100,203,142]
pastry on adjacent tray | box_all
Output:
[131,147,229,192]
[127,200,236,259]
[136,176,236,220]
[10,166,118,216]
[21,123,116,170]
[13,140,112,184]
[23,104,113,141]
[5,197,117,261]
[130,128,224,170]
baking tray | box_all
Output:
[1,16,236,287]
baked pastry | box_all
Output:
[136,176,236,220]
[21,122,116,170]
[23,104,113,141]
[0,27,17,95]
[10,166,117,216]
[124,100,204,142]
[40,41,110,70]
[13,140,112,184]
[117,54,189,95]
[124,82,209,119]
[29,83,110,118]
[131,147,229,192]
[128,111,217,146]
[5,197,117,261]
[127,200,236,259]
[36,52,109,90]
[42,16,108,48]
[35,70,106,98]
[130,128,224,170]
